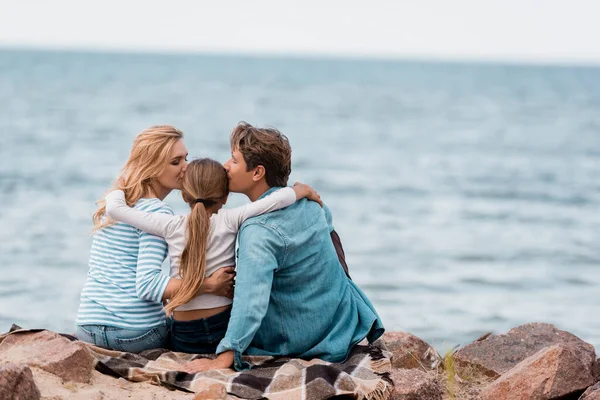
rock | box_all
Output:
[0,330,94,383]
[595,357,600,382]
[581,382,600,400]
[0,363,41,400]
[389,368,443,400]
[480,345,594,400]
[193,382,227,400]
[454,323,596,379]
[383,332,438,370]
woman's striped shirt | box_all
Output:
[76,198,173,329]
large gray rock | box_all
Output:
[480,345,594,400]
[0,363,41,400]
[0,330,94,383]
[454,323,596,379]
[389,368,443,400]
[383,332,438,370]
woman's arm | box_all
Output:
[222,183,322,232]
[105,190,177,238]
[163,266,236,300]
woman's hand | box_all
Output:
[183,351,234,373]
[293,182,323,207]
[200,267,235,298]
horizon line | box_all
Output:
[2,43,600,69]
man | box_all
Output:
[184,122,384,372]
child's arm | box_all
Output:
[222,183,322,232]
[105,190,177,238]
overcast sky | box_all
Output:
[1,0,598,64]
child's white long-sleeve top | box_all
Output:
[105,188,297,311]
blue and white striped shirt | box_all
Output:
[76,198,173,329]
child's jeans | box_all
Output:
[168,307,231,354]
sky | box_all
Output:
[1,0,599,64]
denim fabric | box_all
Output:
[168,308,231,354]
[76,323,168,353]
[216,188,385,370]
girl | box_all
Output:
[105,157,321,353]
[75,126,231,353]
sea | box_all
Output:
[0,48,599,352]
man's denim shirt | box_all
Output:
[216,187,385,370]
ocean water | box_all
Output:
[1,49,599,352]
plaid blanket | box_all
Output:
[3,325,393,400]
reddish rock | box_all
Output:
[389,368,442,400]
[581,382,600,400]
[0,363,41,400]
[383,332,438,370]
[0,330,94,383]
[193,382,227,399]
[480,345,594,400]
[454,323,596,379]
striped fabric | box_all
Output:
[76,198,173,329]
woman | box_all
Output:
[75,125,231,353]
[104,158,321,353]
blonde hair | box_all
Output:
[92,125,184,231]
[165,158,229,315]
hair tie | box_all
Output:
[194,198,216,207]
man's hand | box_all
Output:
[183,351,234,373]
[200,266,235,298]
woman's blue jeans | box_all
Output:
[76,323,168,353]
[168,307,230,354]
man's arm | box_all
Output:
[183,223,283,372]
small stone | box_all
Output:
[0,362,41,400]
[193,382,227,400]
[70,389,105,400]
[117,377,133,390]
[389,368,443,400]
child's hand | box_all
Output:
[293,182,323,207]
